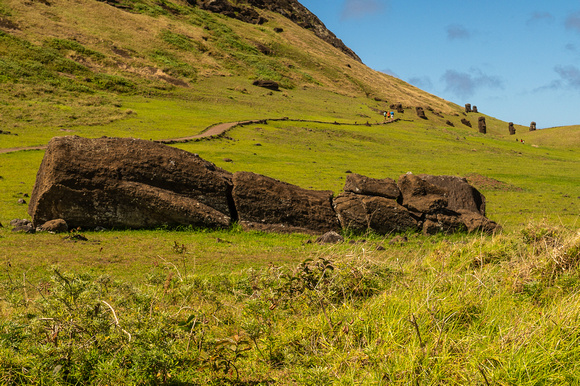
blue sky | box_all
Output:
[299,0,580,128]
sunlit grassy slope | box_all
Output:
[0,0,578,230]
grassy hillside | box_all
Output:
[0,0,579,384]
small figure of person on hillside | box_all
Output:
[383,111,387,122]
[390,111,395,119]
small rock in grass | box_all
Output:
[316,231,344,244]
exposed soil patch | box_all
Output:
[0,17,20,30]
[465,173,523,192]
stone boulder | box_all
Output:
[509,122,516,135]
[343,173,400,200]
[457,210,500,233]
[316,231,344,244]
[252,80,280,91]
[28,136,234,230]
[397,173,448,214]
[417,175,486,215]
[478,116,486,134]
[461,118,472,127]
[333,193,418,235]
[39,218,68,233]
[232,171,339,235]
[423,212,466,235]
[10,219,34,233]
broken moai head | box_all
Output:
[416,106,427,119]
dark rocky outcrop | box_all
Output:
[28,136,234,230]
[232,171,339,235]
[201,0,361,62]
[416,107,427,119]
[461,118,472,127]
[252,79,280,91]
[509,122,516,135]
[199,0,267,24]
[446,120,455,127]
[478,116,487,134]
[530,121,537,131]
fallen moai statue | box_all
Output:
[28,136,500,235]
[28,136,234,230]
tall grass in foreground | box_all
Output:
[1,223,580,384]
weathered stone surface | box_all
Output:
[423,211,467,235]
[333,193,418,235]
[530,121,537,131]
[465,104,472,113]
[232,171,339,235]
[461,118,472,127]
[472,106,478,113]
[416,106,427,119]
[10,219,34,233]
[10,219,32,228]
[478,116,487,134]
[199,0,267,24]
[343,173,400,200]
[332,193,367,232]
[417,174,486,215]
[39,218,68,233]
[28,136,233,229]
[458,210,500,234]
[252,79,280,90]
[397,174,448,214]
[446,120,455,127]
[509,122,516,135]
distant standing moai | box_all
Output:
[478,117,487,134]
[416,106,427,119]
[508,122,516,135]
[529,121,537,131]
[472,106,478,113]
[465,103,472,113]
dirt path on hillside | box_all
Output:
[0,117,396,154]
[0,120,260,154]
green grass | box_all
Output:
[2,225,580,384]
[0,0,579,383]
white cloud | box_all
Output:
[441,68,503,99]
[341,0,387,20]
[446,24,471,40]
